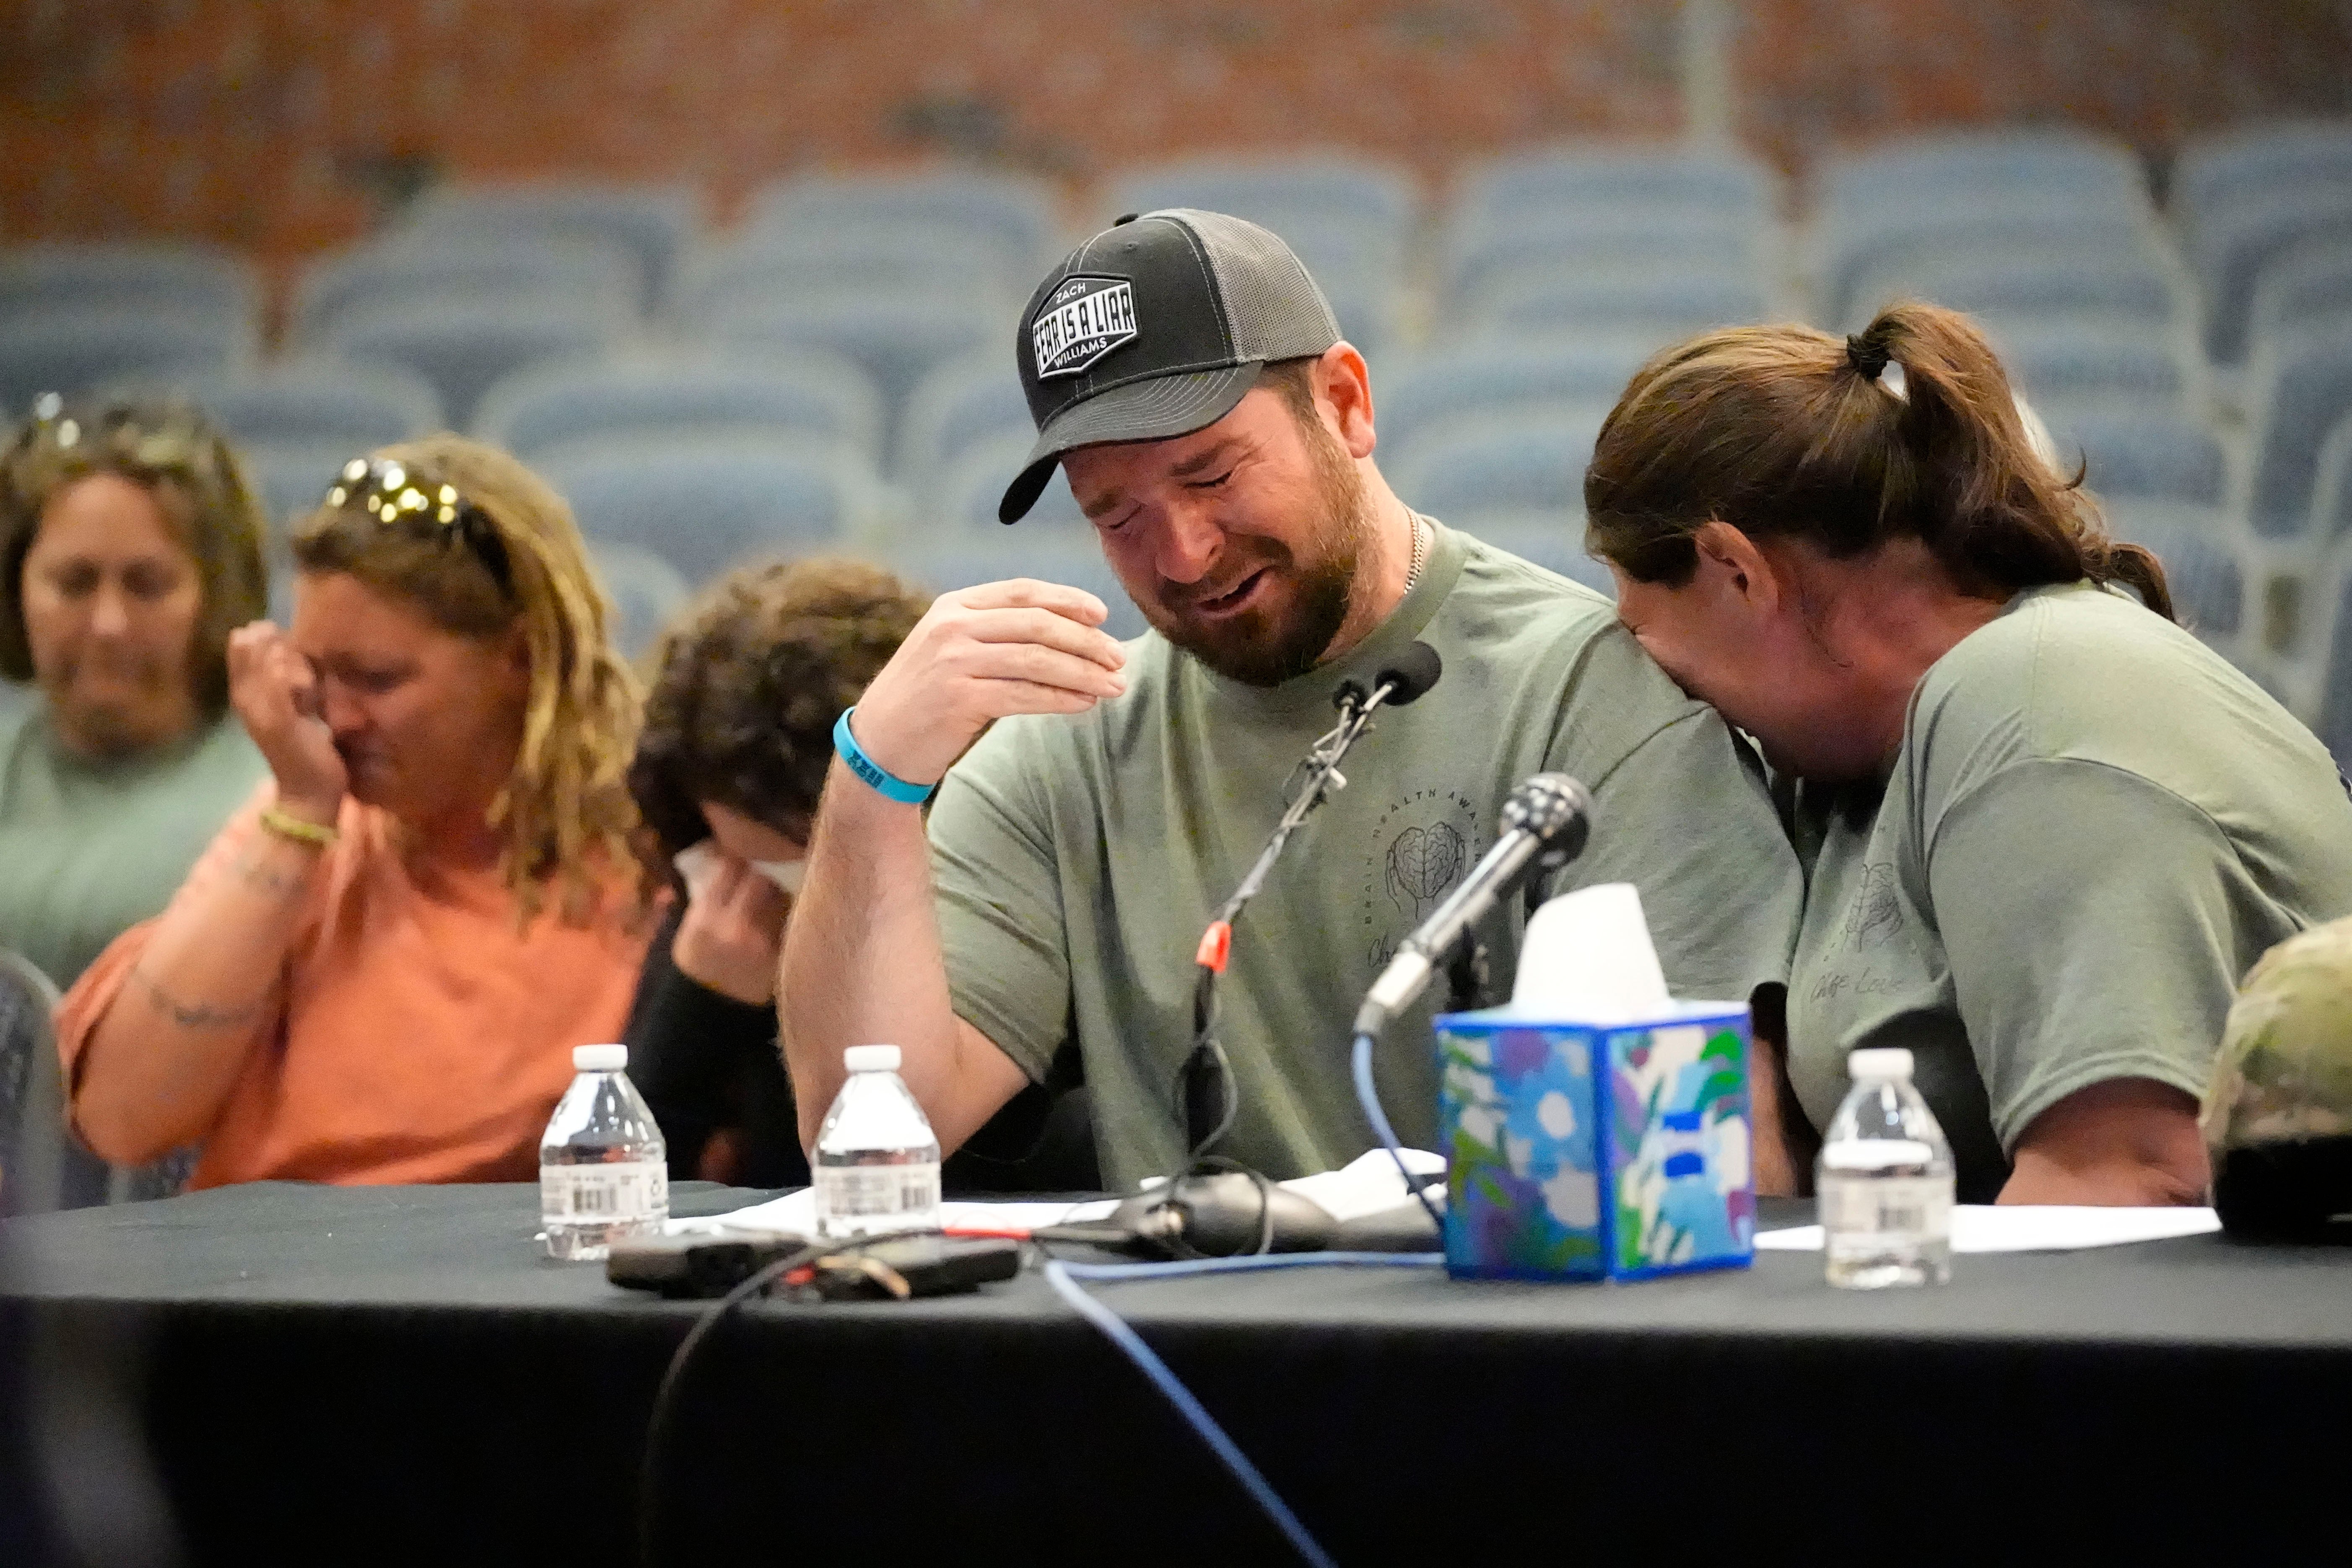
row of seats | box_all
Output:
[11,125,2338,347]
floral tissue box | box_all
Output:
[1433,1002,1755,1281]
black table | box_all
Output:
[4,1182,2348,1565]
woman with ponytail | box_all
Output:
[1586,301,2352,1206]
[58,436,656,1186]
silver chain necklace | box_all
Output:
[1403,514,1429,592]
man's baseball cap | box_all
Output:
[998,208,1342,523]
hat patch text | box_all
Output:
[1032,276,1139,379]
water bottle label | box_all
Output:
[814,1162,941,1223]
[541,1160,669,1225]
[1821,1174,1952,1242]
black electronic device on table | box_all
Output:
[607,1230,1022,1300]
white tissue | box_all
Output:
[1508,882,1671,1020]
[673,841,805,898]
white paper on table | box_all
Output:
[668,1192,1118,1238]
[669,1147,1449,1238]
[1753,1204,2221,1254]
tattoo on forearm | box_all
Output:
[127,965,266,1031]
[231,849,309,901]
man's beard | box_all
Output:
[1138,418,1373,688]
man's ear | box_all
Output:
[1313,343,1377,460]
[1690,519,1783,612]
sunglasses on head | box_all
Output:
[321,457,511,592]
[18,390,208,469]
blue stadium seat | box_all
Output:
[926,429,1086,532]
[2185,187,2352,364]
[1993,323,2186,410]
[0,242,256,331]
[2104,502,2246,644]
[898,354,1031,482]
[1455,145,1773,230]
[1374,339,1646,465]
[1841,248,2180,334]
[295,239,639,340]
[2174,121,2352,239]
[535,434,880,585]
[675,241,1012,323]
[1457,266,1768,343]
[587,540,692,659]
[0,309,243,413]
[1825,212,2159,333]
[2297,411,2352,552]
[1820,130,2150,221]
[701,293,1000,447]
[1388,405,1604,521]
[2248,246,2352,357]
[242,441,359,536]
[314,301,615,430]
[2247,317,2352,538]
[2164,121,2352,364]
[1445,209,1767,308]
[1446,519,1614,599]
[2043,408,2227,504]
[747,171,1057,285]
[132,361,445,450]
[475,353,885,464]
[398,182,701,313]
[885,533,1146,641]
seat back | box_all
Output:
[0,309,243,412]
[0,950,122,1215]
[475,353,884,463]
[537,434,878,585]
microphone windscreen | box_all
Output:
[1376,641,1443,706]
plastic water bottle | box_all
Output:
[813,1044,942,1239]
[540,1043,669,1262]
[1817,1047,1954,1289]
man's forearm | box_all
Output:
[779,758,979,1149]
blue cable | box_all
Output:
[1043,1256,1345,1568]
[1352,1029,1448,1237]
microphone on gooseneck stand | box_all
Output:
[1350,771,1594,1236]
[1173,642,1443,1165]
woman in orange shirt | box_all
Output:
[58,435,653,1186]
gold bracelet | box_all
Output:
[258,805,339,847]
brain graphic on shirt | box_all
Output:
[1386,821,1467,918]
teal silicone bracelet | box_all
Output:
[833,707,935,804]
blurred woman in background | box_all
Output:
[0,394,269,987]
[58,435,653,1186]
[627,556,1095,1191]
[1584,301,2352,1207]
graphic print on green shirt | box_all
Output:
[1784,583,2352,1202]
[0,697,265,987]
[927,523,1805,1189]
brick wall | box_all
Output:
[2,0,2347,265]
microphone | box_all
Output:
[1353,772,1594,1035]
[1179,641,1445,1154]
[1335,641,1442,715]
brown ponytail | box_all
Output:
[1584,301,2174,622]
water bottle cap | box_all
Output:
[574,1043,627,1072]
[1848,1047,1913,1081]
[844,1043,902,1073]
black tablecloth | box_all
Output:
[4,1181,2349,1564]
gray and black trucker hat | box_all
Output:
[998,208,1342,523]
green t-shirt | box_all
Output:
[0,694,266,987]
[928,523,1805,1188]
[1785,582,2352,1201]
